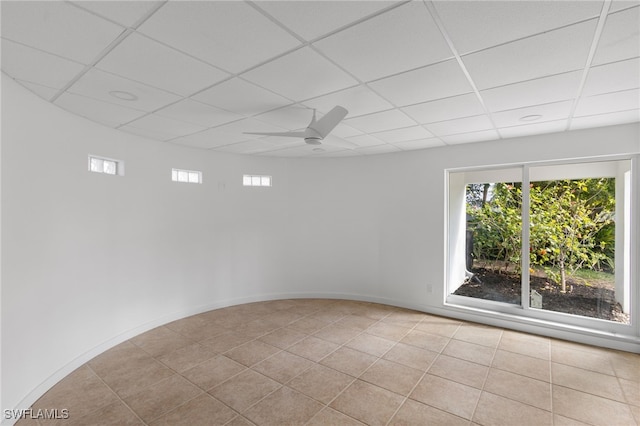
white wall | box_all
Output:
[2,76,639,421]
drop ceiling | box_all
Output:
[1,0,639,158]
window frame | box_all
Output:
[88,155,124,176]
[171,168,202,184]
[243,174,272,187]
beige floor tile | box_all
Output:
[630,404,640,424]
[345,333,396,357]
[182,355,246,391]
[473,391,552,426]
[148,393,236,426]
[124,375,202,423]
[400,329,450,353]
[31,365,119,424]
[261,310,305,327]
[306,407,365,426]
[491,349,550,382]
[553,385,636,426]
[320,346,378,377]
[200,331,254,353]
[157,342,218,373]
[484,368,551,410]
[234,319,280,339]
[443,339,496,366]
[428,354,489,389]
[287,364,353,404]
[499,330,550,360]
[130,326,193,357]
[252,350,314,383]
[289,316,333,334]
[257,327,306,349]
[383,311,428,328]
[620,377,640,407]
[609,352,640,382]
[414,321,461,338]
[553,414,594,426]
[65,401,144,426]
[551,345,615,375]
[552,362,626,402]
[164,316,227,341]
[287,336,340,362]
[225,340,280,367]
[366,321,412,341]
[389,399,470,426]
[244,386,324,426]
[208,369,281,413]
[330,380,404,426]
[383,342,438,371]
[225,416,253,426]
[410,374,481,420]
[88,343,174,399]
[453,324,503,348]
[313,323,362,345]
[335,314,378,331]
[360,358,423,396]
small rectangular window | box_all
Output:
[172,168,202,184]
[243,174,272,187]
[88,155,123,176]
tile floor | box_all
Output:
[17,299,640,425]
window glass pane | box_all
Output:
[261,176,271,186]
[103,160,116,175]
[188,172,199,183]
[90,158,103,173]
[243,175,252,186]
[172,169,178,181]
[251,176,261,186]
[178,170,188,182]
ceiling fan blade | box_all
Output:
[244,131,306,138]
[309,106,348,138]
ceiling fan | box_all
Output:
[244,105,353,147]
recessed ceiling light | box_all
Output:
[312,148,325,152]
[109,90,138,101]
[520,114,543,122]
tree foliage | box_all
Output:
[467,178,615,291]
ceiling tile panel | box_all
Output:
[371,126,434,143]
[71,1,163,27]
[402,93,485,124]
[463,20,597,90]
[480,71,582,112]
[313,2,453,82]
[330,123,364,139]
[68,68,181,111]
[570,109,640,130]
[346,134,386,147]
[575,89,640,116]
[434,1,602,55]
[425,114,494,137]
[193,78,292,117]
[254,106,315,130]
[136,1,301,73]
[55,92,146,127]
[582,58,640,95]
[242,47,358,102]
[1,39,85,90]
[171,128,252,150]
[123,114,207,141]
[16,81,60,100]
[393,138,445,151]
[344,109,416,133]
[498,120,568,139]
[354,144,402,155]
[96,33,229,96]
[214,140,279,154]
[609,1,639,13]
[1,1,124,64]
[155,99,243,128]
[368,60,473,107]
[255,1,394,41]
[303,85,393,118]
[315,149,363,158]
[214,117,288,139]
[592,6,640,65]
[441,129,500,145]
[492,100,574,128]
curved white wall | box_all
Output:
[2,76,639,420]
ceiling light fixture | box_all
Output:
[109,90,138,101]
[520,114,543,122]
[312,148,325,152]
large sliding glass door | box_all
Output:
[447,158,634,330]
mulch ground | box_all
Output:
[453,267,628,323]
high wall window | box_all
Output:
[243,174,271,187]
[88,155,123,176]
[172,168,202,184]
[447,158,635,331]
